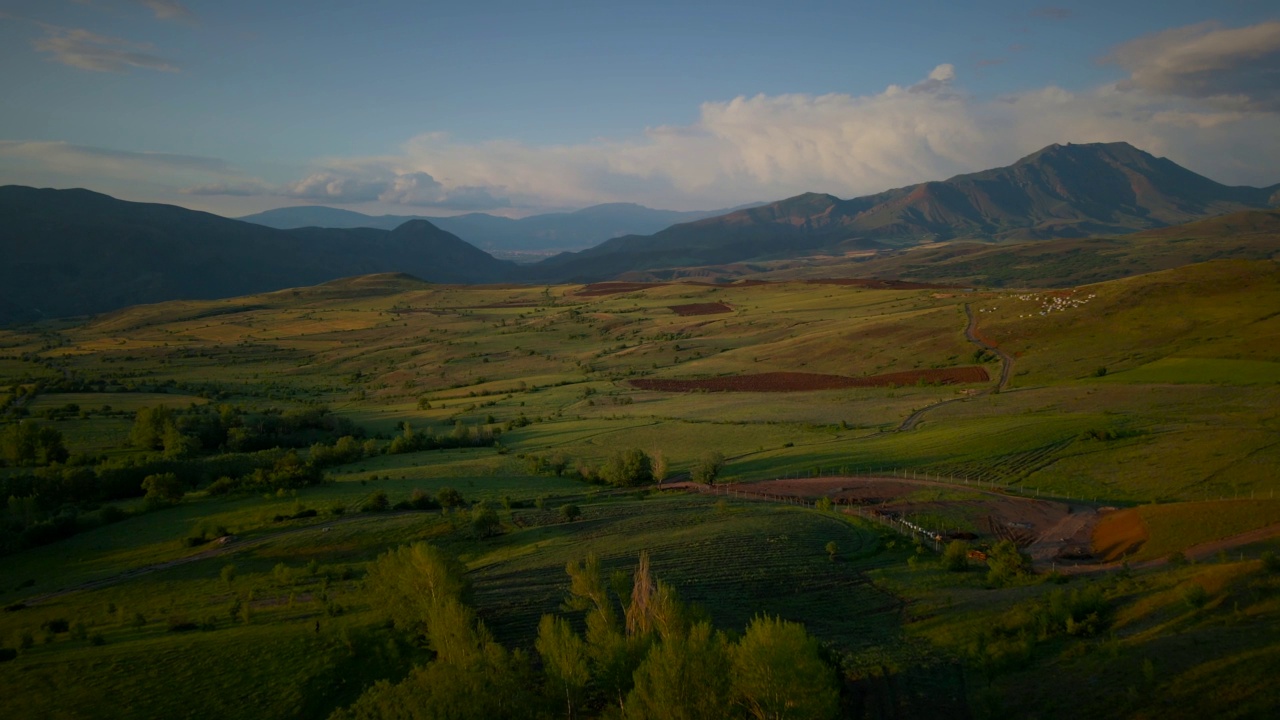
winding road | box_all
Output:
[896,303,1014,431]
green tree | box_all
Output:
[141,472,184,507]
[652,450,669,486]
[471,506,501,538]
[627,621,733,720]
[363,543,471,635]
[986,540,1031,585]
[559,503,582,522]
[731,615,839,720]
[690,452,725,486]
[602,448,653,487]
[0,421,68,466]
[130,406,173,450]
[537,614,591,719]
[437,486,465,509]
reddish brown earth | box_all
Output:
[802,278,964,290]
[574,282,671,296]
[630,367,989,392]
[1091,508,1149,561]
[672,475,1096,564]
[668,302,733,316]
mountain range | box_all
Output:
[238,202,755,253]
[1,141,1276,324]
[528,142,1279,281]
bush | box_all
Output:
[559,504,582,522]
[0,647,16,662]
[1261,551,1280,573]
[942,541,970,572]
[41,618,69,634]
[362,490,390,513]
[1183,583,1209,610]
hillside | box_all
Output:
[239,202,751,252]
[0,186,515,324]
[529,142,1279,281]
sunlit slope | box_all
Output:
[3,259,1277,503]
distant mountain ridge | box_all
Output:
[238,202,757,252]
[528,142,1279,281]
[0,186,515,324]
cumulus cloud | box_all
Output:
[1106,21,1280,111]
[32,25,178,72]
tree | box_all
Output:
[986,540,1031,585]
[627,621,732,720]
[130,406,173,450]
[537,614,591,719]
[162,423,199,460]
[363,490,390,512]
[602,448,653,487]
[651,450,669,486]
[141,472,184,507]
[363,542,471,635]
[690,452,725,486]
[437,486,465,509]
[731,615,839,720]
[559,503,582,522]
[825,541,838,562]
[0,421,68,466]
[471,506,501,538]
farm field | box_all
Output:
[1,258,1279,718]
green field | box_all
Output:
[3,259,1280,718]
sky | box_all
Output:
[1,0,1278,218]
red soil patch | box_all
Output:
[1091,508,1149,561]
[669,302,732,316]
[574,282,670,296]
[630,366,989,393]
[802,278,964,290]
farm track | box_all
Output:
[896,302,1014,432]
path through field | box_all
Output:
[897,303,1013,431]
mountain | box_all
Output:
[529,142,1279,282]
[0,186,515,324]
[238,202,756,252]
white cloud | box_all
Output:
[1105,21,1280,111]
[32,25,178,73]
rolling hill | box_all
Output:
[528,142,1279,281]
[0,186,516,324]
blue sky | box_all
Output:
[1,1,1278,216]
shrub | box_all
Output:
[559,504,582,522]
[41,618,69,634]
[89,633,106,646]
[942,541,970,572]
[1183,584,1209,610]
[0,648,16,662]
[437,487,465,509]
[362,490,390,513]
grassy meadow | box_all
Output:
[2,258,1279,718]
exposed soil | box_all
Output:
[668,302,733,316]
[1090,508,1149,561]
[802,278,964,290]
[574,282,672,296]
[671,475,1097,565]
[630,367,988,393]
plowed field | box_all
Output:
[631,367,989,392]
[669,302,732,316]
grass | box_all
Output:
[1130,500,1280,562]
